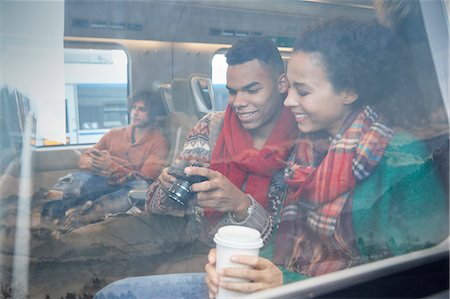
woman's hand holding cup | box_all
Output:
[208,225,283,298]
[205,249,220,299]
[205,245,283,298]
[217,254,283,294]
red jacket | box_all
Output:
[80,125,169,184]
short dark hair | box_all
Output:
[226,36,284,77]
[128,90,166,124]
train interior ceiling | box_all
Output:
[0,0,449,298]
[65,0,373,85]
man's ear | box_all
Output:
[343,90,359,105]
[278,74,289,94]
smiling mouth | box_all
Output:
[237,111,257,120]
[293,112,308,122]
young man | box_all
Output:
[43,36,297,282]
[148,36,298,243]
[44,91,169,229]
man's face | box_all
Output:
[226,59,285,137]
[130,100,151,128]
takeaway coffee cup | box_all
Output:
[213,225,263,299]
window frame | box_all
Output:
[57,41,131,147]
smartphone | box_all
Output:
[91,149,102,157]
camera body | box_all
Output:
[167,161,208,206]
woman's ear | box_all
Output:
[343,90,359,105]
[278,74,289,94]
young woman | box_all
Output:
[95,18,448,299]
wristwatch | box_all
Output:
[230,195,254,223]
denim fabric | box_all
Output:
[48,170,148,218]
[53,170,119,202]
[94,273,208,299]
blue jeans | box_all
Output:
[94,273,208,299]
[45,170,148,218]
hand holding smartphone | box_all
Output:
[90,149,102,157]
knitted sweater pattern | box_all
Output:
[147,112,288,244]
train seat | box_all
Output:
[171,74,216,118]
[156,111,198,166]
[158,74,215,164]
[128,75,216,200]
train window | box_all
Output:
[1,0,448,298]
[63,47,128,145]
[211,52,229,111]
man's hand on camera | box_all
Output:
[157,167,176,191]
[185,166,250,216]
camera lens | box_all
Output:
[167,178,192,206]
[167,161,208,206]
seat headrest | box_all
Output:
[171,74,215,118]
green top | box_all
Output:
[261,131,449,284]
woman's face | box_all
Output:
[284,51,357,137]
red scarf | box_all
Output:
[208,105,298,219]
[273,106,394,276]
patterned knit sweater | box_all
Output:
[146,112,289,244]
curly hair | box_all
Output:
[128,90,166,124]
[293,18,426,127]
[226,36,284,78]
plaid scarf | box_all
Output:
[208,105,298,220]
[273,106,394,276]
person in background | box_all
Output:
[44,90,169,230]
[95,18,448,299]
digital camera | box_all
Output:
[167,163,207,206]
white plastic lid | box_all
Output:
[213,225,263,249]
